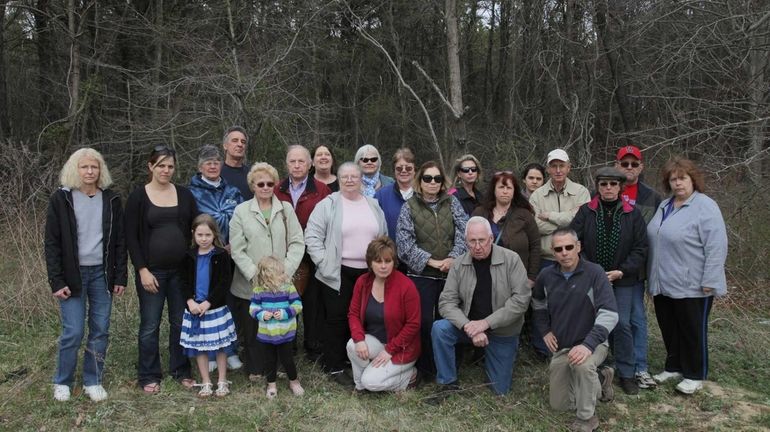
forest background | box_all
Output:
[0,0,768,430]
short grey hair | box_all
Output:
[197,145,222,168]
[354,144,382,170]
[551,228,579,245]
[337,161,362,177]
[465,216,493,237]
[286,145,311,163]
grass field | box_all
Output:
[0,292,769,432]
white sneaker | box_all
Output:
[653,370,683,383]
[208,360,217,372]
[675,379,703,394]
[226,355,243,370]
[53,384,71,401]
[635,371,657,389]
[84,385,108,402]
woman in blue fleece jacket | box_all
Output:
[646,158,727,395]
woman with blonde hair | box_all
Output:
[451,154,483,216]
[46,148,127,402]
[229,162,305,381]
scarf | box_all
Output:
[361,172,380,197]
[596,199,622,272]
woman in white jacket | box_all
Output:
[305,162,387,387]
[647,158,727,395]
[229,162,304,381]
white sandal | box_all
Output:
[196,382,213,398]
[215,381,231,397]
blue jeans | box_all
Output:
[630,282,649,373]
[136,269,191,386]
[609,285,634,379]
[54,265,112,387]
[432,319,519,395]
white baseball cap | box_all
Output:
[547,149,570,164]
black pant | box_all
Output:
[230,296,262,375]
[260,341,297,382]
[411,275,446,378]
[653,294,713,380]
[321,265,367,372]
[302,272,324,353]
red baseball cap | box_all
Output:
[616,145,642,161]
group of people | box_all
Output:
[44,130,727,431]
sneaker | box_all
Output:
[208,361,217,373]
[598,366,614,402]
[653,370,683,384]
[424,382,460,405]
[266,384,277,399]
[675,379,703,395]
[83,385,108,402]
[53,384,70,402]
[329,370,354,389]
[226,355,243,370]
[569,415,599,432]
[635,371,657,389]
[619,377,639,395]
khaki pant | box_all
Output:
[346,335,416,392]
[549,344,608,420]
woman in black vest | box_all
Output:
[395,161,468,379]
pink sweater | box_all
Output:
[340,196,380,268]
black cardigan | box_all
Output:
[181,246,233,310]
[569,195,648,287]
[44,188,128,296]
[124,184,199,271]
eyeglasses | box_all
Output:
[598,181,620,187]
[494,170,513,175]
[459,166,479,173]
[255,181,275,189]
[421,175,444,184]
[619,161,640,168]
[360,157,379,163]
[467,238,490,247]
[395,165,414,173]
[553,244,576,253]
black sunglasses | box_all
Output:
[458,166,479,173]
[152,145,176,156]
[421,175,444,184]
[255,181,275,189]
[619,161,640,168]
[360,157,379,163]
[553,244,576,253]
[598,181,620,187]
[395,165,414,173]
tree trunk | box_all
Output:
[66,0,81,147]
[445,0,466,149]
[594,0,634,134]
[0,0,10,139]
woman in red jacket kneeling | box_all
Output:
[347,236,421,392]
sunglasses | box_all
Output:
[395,165,414,173]
[458,166,479,173]
[495,170,513,175]
[255,181,275,189]
[619,161,640,168]
[152,145,176,156]
[553,244,576,253]
[598,181,620,187]
[421,175,444,184]
[360,157,379,163]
